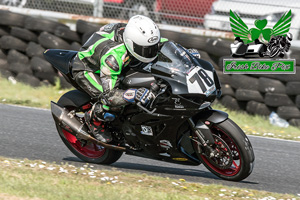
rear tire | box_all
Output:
[55,98,123,164]
[196,118,255,181]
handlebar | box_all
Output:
[136,102,157,114]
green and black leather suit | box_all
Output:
[72,23,131,110]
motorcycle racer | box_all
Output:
[72,15,200,143]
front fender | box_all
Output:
[190,109,228,145]
[193,109,228,124]
[57,90,91,108]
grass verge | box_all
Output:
[0,77,69,108]
[0,157,298,200]
[213,103,300,141]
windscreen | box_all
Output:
[152,41,216,96]
[158,41,195,73]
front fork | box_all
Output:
[188,118,217,158]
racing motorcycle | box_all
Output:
[45,41,255,181]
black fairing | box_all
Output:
[57,90,91,108]
[151,64,188,94]
[193,109,228,124]
[122,71,155,89]
[44,49,84,91]
[44,49,77,75]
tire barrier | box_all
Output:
[230,74,259,90]
[0,10,300,128]
[0,35,27,52]
[221,84,235,97]
[235,89,264,103]
[217,52,300,127]
[246,101,272,116]
[258,77,286,94]
[0,11,102,88]
[216,68,300,127]
[277,106,300,120]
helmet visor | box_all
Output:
[133,42,159,58]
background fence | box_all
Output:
[2,0,300,36]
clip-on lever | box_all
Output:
[136,102,157,114]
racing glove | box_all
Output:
[187,48,201,59]
[123,88,155,105]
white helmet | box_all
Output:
[123,15,160,63]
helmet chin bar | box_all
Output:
[125,38,157,63]
[131,50,157,63]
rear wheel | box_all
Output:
[55,99,123,164]
[194,119,255,181]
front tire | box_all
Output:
[196,118,255,181]
[55,99,123,164]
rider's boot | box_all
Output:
[84,103,115,143]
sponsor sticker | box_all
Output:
[160,140,173,150]
[172,158,188,161]
[148,36,159,43]
[172,98,184,109]
[123,89,136,103]
[159,153,171,157]
[141,125,153,136]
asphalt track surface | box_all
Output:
[0,103,299,195]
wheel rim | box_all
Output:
[60,105,106,159]
[62,129,106,158]
[200,126,242,176]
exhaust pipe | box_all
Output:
[51,101,125,151]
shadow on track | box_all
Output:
[62,156,258,185]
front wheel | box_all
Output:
[195,119,255,181]
[55,99,123,164]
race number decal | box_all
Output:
[187,66,216,96]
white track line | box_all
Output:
[248,135,300,144]
[0,103,50,111]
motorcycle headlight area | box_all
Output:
[199,101,211,109]
[204,85,216,97]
